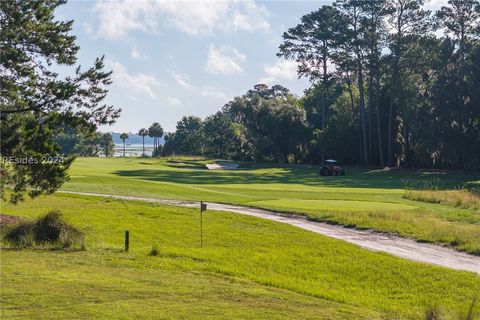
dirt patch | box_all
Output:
[0,214,23,226]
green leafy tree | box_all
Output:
[278,5,343,131]
[148,122,164,156]
[361,0,389,167]
[436,0,480,55]
[384,0,430,166]
[168,116,203,155]
[0,0,120,203]
[334,0,371,164]
[138,128,148,157]
[101,133,114,157]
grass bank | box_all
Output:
[60,157,480,254]
[404,189,480,211]
[1,193,479,319]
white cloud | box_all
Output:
[83,22,94,35]
[200,86,229,101]
[259,60,298,85]
[171,71,193,89]
[93,1,158,39]
[131,46,150,60]
[424,0,448,11]
[205,45,246,75]
[106,60,161,99]
[166,96,181,106]
[93,0,269,39]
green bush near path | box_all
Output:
[1,193,479,319]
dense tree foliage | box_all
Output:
[163,0,479,170]
[148,122,164,156]
[0,0,120,202]
[163,116,203,156]
[163,85,309,163]
[56,130,114,157]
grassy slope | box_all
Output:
[61,157,480,254]
[1,194,479,319]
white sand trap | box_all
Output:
[206,161,239,170]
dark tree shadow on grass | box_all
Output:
[112,165,479,189]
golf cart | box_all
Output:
[320,159,345,176]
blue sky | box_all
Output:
[56,0,446,133]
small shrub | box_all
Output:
[403,177,444,190]
[421,298,478,320]
[152,145,163,157]
[424,305,443,320]
[3,210,84,249]
[287,153,296,164]
[404,190,480,210]
[460,298,478,320]
[149,244,160,256]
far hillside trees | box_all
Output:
[56,130,114,157]
[163,0,479,170]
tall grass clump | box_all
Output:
[3,210,84,249]
[404,190,480,211]
[424,305,443,320]
[403,177,445,191]
[422,298,478,320]
[460,298,478,320]
[149,243,160,256]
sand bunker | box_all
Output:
[206,161,239,170]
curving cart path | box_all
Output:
[60,191,480,274]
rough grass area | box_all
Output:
[60,157,480,254]
[2,210,84,249]
[1,194,479,319]
[404,190,480,211]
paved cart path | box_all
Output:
[60,191,480,274]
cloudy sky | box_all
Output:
[56,0,447,133]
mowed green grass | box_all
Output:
[61,157,480,254]
[1,194,479,319]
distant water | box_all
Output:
[114,144,156,157]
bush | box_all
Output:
[149,244,160,256]
[152,145,163,157]
[3,210,84,249]
[403,177,444,190]
[424,305,443,320]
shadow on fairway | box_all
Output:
[113,165,478,189]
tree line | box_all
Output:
[1,0,479,203]
[163,0,480,170]
[56,130,115,157]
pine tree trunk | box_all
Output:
[375,69,384,168]
[387,60,399,167]
[346,69,355,123]
[320,49,328,163]
[357,60,368,165]
[368,72,373,165]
